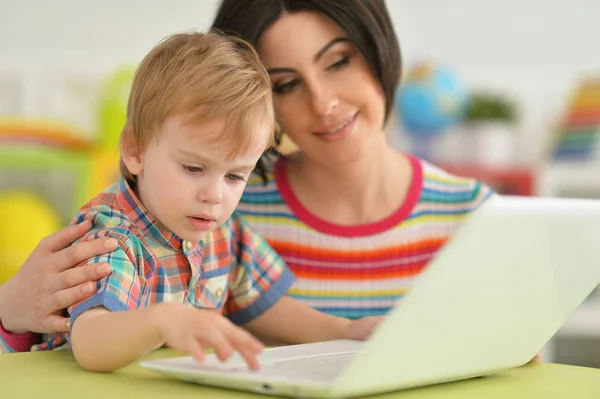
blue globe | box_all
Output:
[395,63,468,138]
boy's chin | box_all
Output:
[179,230,211,243]
[172,226,213,243]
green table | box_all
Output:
[2,349,599,398]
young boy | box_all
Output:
[31,32,381,372]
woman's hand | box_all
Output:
[345,316,385,341]
[0,219,116,334]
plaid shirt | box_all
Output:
[32,179,294,351]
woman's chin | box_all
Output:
[314,145,370,167]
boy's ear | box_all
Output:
[120,124,144,176]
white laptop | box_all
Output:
[141,195,600,398]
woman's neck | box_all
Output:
[285,135,414,226]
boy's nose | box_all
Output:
[198,180,223,205]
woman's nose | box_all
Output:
[309,85,339,116]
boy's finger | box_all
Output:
[237,345,261,371]
[227,329,263,370]
[201,333,234,362]
[188,339,205,363]
[228,326,264,352]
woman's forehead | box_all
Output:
[257,11,347,63]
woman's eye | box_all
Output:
[183,165,203,174]
[328,56,350,71]
[273,79,299,94]
[226,174,246,182]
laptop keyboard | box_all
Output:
[250,352,358,381]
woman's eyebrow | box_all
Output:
[314,37,352,62]
[266,37,352,75]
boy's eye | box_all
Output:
[226,174,246,182]
[327,56,350,71]
[273,79,299,94]
[183,165,203,174]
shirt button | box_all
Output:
[215,288,224,299]
[184,241,193,250]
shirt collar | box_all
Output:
[115,179,189,251]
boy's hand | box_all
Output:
[345,316,384,341]
[154,303,264,370]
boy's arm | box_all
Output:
[69,306,163,372]
[65,231,165,371]
[52,229,158,371]
[71,303,264,372]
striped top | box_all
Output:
[236,154,494,320]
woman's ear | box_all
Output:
[120,124,144,176]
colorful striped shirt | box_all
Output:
[236,154,494,320]
[30,179,294,351]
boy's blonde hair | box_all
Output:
[120,31,274,184]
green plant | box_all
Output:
[465,92,518,123]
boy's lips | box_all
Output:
[187,215,217,231]
[190,213,216,221]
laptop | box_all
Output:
[141,195,600,398]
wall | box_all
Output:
[389,0,600,162]
[1,0,599,159]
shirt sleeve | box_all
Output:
[223,212,295,325]
[31,229,147,352]
[0,320,40,353]
[68,229,144,323]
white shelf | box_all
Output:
[537,161,600,197]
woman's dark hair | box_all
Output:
[211,0,402,180]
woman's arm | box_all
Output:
[0,320,39,353]
[243,296,382,344]
[0,219,115,336]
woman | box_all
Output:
[213,0,493,320]
[0,0,492,350]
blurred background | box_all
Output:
[0,0,598,366]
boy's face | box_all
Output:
[124,116,269,242]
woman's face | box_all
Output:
[256,11,387,166]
